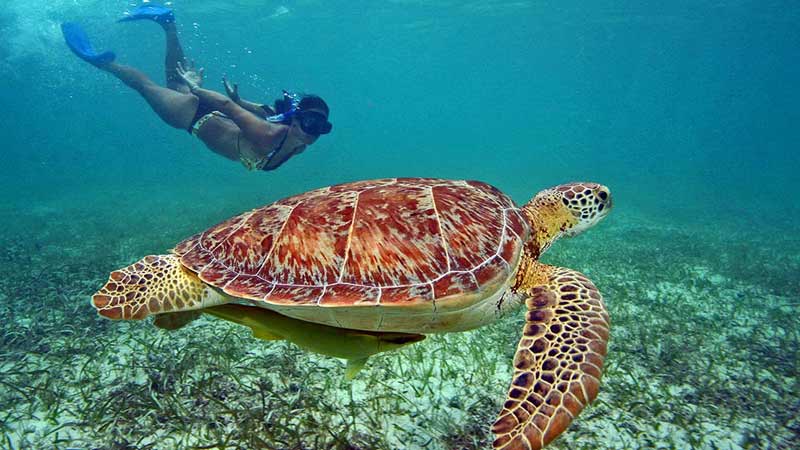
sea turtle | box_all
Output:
[92,177,612,450]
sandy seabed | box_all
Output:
[1,197,797,450]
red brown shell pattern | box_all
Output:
[173,178,529,308]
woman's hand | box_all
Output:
[223,76,241,103]
[176,60,205,92]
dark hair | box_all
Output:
[273,93,329,117]
[299,95,329,117]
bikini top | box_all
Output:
[238,127,290,171]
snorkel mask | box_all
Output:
[266,91,332,136]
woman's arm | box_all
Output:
[223,76,274,118]
[178,63,281,151]
[240,99,273,118]
[193,87,281,150]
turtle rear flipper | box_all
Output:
[153,311,203,330]
[92,254,226,320]
[493,264,609,450]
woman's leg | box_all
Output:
[162,22,190,93]
[103,62,198,130]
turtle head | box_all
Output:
[523,182,612,253]
[553,182,612,236]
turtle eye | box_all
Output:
[598,190,608,201]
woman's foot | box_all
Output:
[118,4,175,25]
[61,22,115,66]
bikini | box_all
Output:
[187,98,219,135]
[237,130,288,171]
[188,99,288,171]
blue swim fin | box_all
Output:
[118,4,175,24]
[61,22,115,65]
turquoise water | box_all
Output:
[1,1,798,449]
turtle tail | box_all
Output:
[92,254,226,320]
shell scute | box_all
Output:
[267,285,319,305]
[466,180,508,204]
[198,212,247,253]
[473,256,511,286]
[274,186,330,207]
[258,191,355,285]
[173,232,201,254]
[318,284,380,306]
[182,249,209,271]
[340,182,447,286]
[199,259,238,286]
[218,206,294,273]
[432,183,506,271]
[220,221,268,273]
[433,272,480,299]
[226,274,270,299]
[506,208,527,239]
[380,283,435,306]
[329,178,396,193]
[499,229,519,264]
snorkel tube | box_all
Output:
[266,90,302,124]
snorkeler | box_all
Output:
[61,4,332,171]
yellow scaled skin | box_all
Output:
[204,304,425,379]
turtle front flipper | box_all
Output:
[92,254,227,320]
[493,264,609,450]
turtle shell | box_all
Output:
[174,178,529,331]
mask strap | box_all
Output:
[266,90,302,123]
